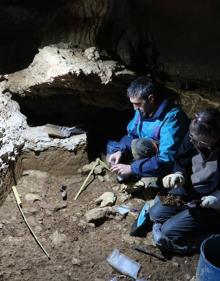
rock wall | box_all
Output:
[0,92,26,204]
[2,45,134,110]
[1,0,220,87]
[0,0,220,207]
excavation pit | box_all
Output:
[0,95,199,281]
[0,149,199,281]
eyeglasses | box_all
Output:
[189,134,216,149]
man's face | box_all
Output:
[129,96,152,116]
[189,130,218,149]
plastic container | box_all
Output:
[107,249,141,279]
[196,235,220,281]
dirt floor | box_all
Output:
[0,168,199,281]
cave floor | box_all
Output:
[0,169,198,281]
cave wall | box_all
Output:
[0,0,220,88]
[0,0,220,207]
[146,0,220,87]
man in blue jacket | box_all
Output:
[107,76,189,185]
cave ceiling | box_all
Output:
[0,0,220,88]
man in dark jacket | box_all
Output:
[149,108,220,254]
[107,76,189,184]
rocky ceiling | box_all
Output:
[0,0,220,203]
[0,0,220,88]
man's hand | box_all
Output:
[107,151,122,165]
[110,164,132,176]
[201,190,220,210]
[162,173,185,188]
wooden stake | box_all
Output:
[74,158,100,200]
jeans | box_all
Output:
[149,196,220,253]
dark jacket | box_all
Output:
[173,132,220,200]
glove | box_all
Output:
[201,190,220,210]
[162,173,185,188]
[95,192,116,207]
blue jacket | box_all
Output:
[118,99,189,177]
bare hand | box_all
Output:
[110,164,132,176]
[108,151,122,165]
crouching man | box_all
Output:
[107,76,189,188]
[149,108,220,254]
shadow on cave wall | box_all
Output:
[0,0,64,74]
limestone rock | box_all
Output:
[103,174,112,182]
[71,257,81,266]
[79,160,105,175]
[125,181,145,194]
[50,230,67,246]
[84,207,114,223]
[118,193,131,203]
[95,192,116,207]
[97,175,104,182]
[25,193,42,203]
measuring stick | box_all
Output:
[12,185,50,260]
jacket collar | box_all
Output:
[143,98,168,120]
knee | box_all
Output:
[161,219,181,239]
[161,223,174,238]
[131,138,158,160]
[149,201,166,223]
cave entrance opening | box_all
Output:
[12,93,132,160]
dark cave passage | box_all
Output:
[12,94,133,160]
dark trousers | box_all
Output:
[149,197,220,243]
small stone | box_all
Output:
[121,234,137,245]
[112,185,121,192]
[120,184,127,192]
[49,230,66,246]
[34,225,43,232]
[75,212,82,217]
[118,193,131,203]
[25,193,42,203]
[71,216,78,222]
[27,216,38,227]
[94,165,104,175]
[185,274,191,280]
[172,262,179,267]
[71,257,81,265]
[125,181,144,193]
[87,222,95,228]
[78,220,87,227]
[80,161,98,173]
[0,223,3,229]
[103,174,111,182]
[23,207,39,215]
[84,207,113,223]
[97,175,104,182]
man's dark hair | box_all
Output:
[191,107,220,138]
[127,76,162,100]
